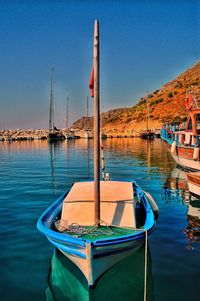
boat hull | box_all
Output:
[171,152,200,171]
[140,131,154,139]
[37,181,156,286]
[60,238,142,285]
[166,142,200,171]
[48,132,65,141]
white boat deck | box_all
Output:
[60,181,136,228]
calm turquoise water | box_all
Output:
[0,138,199,301]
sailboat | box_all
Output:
[140,99,154,139]
[48,67,65,141]
[37,20,158,286]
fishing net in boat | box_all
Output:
[54,219,136,239]
[55,219,116,237]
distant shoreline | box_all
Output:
[0,128,161,141]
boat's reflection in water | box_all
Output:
[161,167,200,250]
[184,196,200,250]
[45,244,154,301]
[161,167,190,205]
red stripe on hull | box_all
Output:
[176,146,195,160]
[167,143,200,161]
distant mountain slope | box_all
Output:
[71,60,200,135]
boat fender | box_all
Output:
[171,141,177,155]
[144,191,159,220]
[193,147,199,161]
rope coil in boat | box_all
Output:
[55,219,146,238]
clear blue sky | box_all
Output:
[0,0,199,129]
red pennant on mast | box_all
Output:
[89,66,94,97]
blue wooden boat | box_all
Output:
[37,180,157,286]
[37,20,158,286]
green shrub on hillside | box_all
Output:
[138,98,146,105]
[167,92,173,98]
[151,98,164,105]
[136,106,144,111]
[109,115,119,122]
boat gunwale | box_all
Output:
[37,180,156,246]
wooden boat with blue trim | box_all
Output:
[37,180,157,286]
[161,90,200,170]
[37,20,158,286]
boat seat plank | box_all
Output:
[60,181,136,228]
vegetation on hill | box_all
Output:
[71,60,200,135]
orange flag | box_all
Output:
[89,67,94,97]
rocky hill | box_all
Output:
[71,60,200,136]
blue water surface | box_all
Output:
[0,138,199,301]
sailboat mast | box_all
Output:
[146,99,149,132]
[66,93,69,129]
[86,95,89,132]
[93,20,100,226]
[49,67,55,131]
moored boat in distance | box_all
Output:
[48,67,65,141]
[154,129,161,138]
[161,89,200,170]
[140,98,154,139]
[37,20,158,286]
[140,130,154,139]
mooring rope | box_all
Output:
[65,222,114,237]
[143,229,148,301]
[56,219,116,237]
